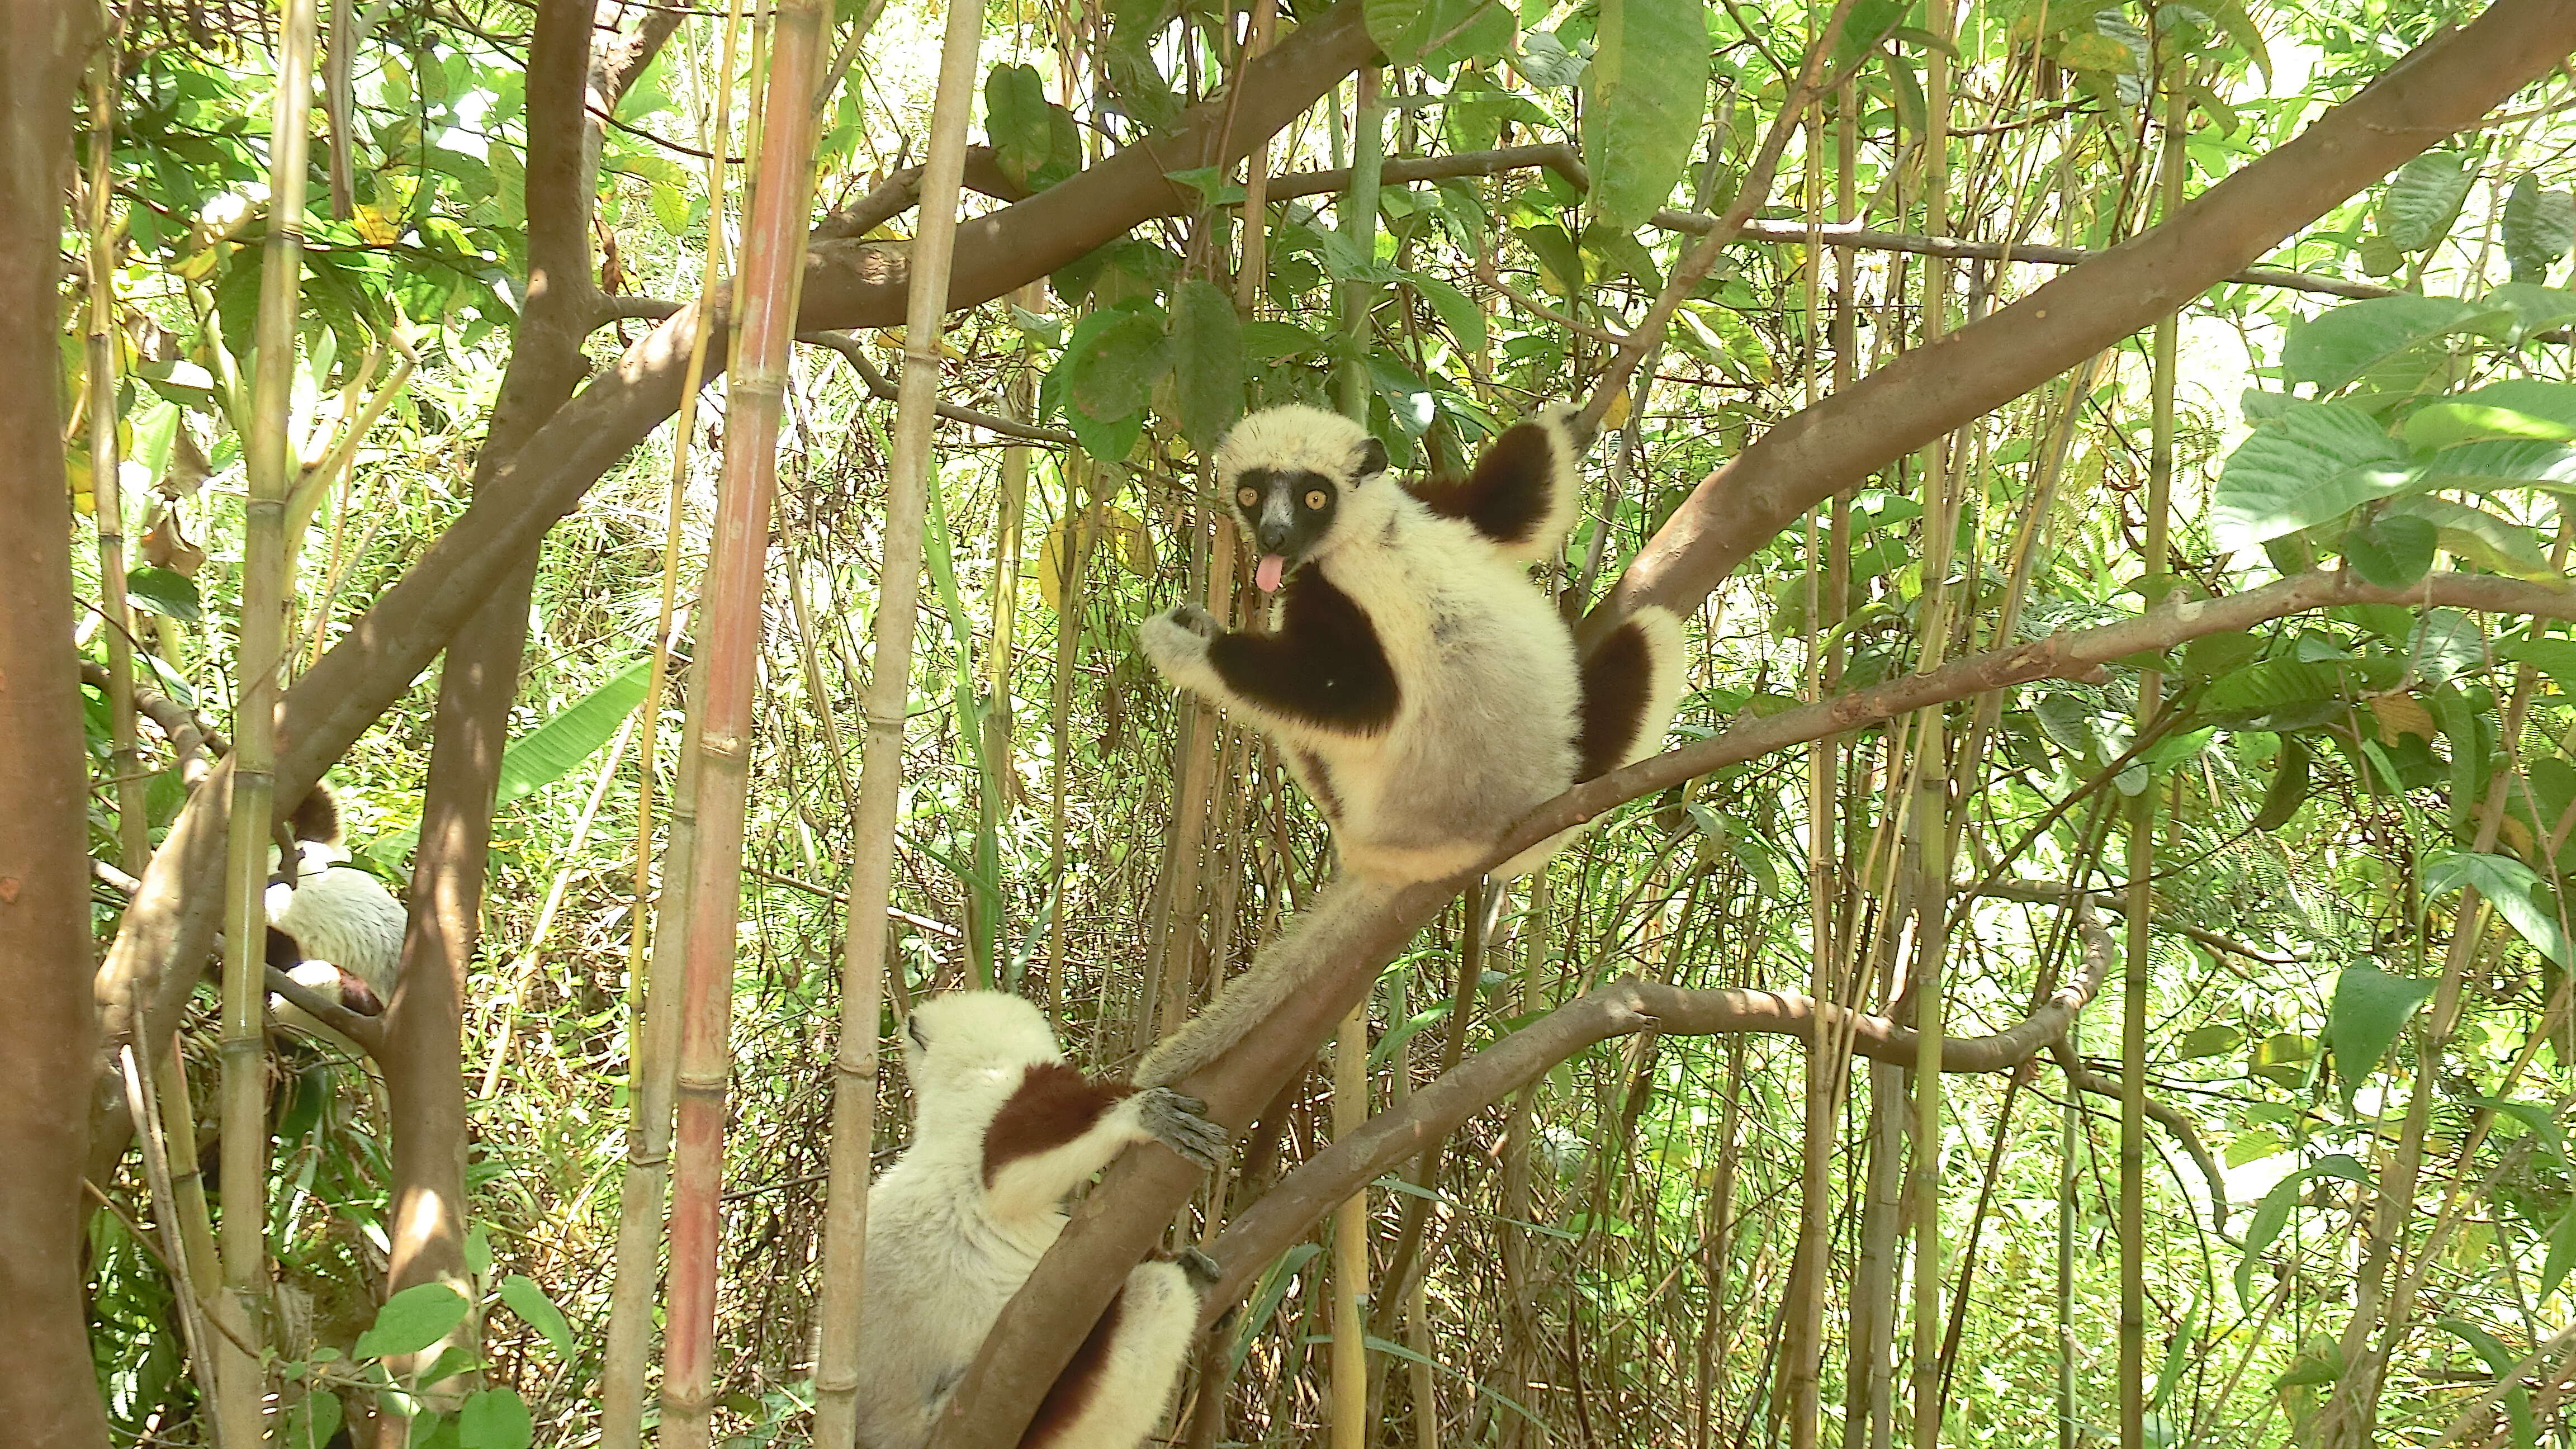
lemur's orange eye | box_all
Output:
[1304,489,1328,510]
[1237,487,1260,509]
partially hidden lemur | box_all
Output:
[1134,404,1684,1085]
[854,991,1229,1449]
[266,786,405,1016]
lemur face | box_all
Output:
[1230,466,1341,585]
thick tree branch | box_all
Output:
[1202,911,2113,1313]
[1594,0,2576,635]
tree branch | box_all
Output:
[797,330,1077,443]
[1202,908,2114,1313]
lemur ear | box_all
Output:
[1355,435,1389,482]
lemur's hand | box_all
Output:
[1137,1087,1228,1171]
[1139,607,1216,678]
[1169,1246,1221,1289]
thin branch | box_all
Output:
[1202,907,2113,1311]
[798,330,1077,444]
[1974,878,2313,965]
[2049,1042,2232,1240]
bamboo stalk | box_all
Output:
[598,7,744,1439]
[659,1,828,1439]
[806,0,985,1434]
[1233,0,1277,314]
[2121,68,2190,1449]
[86,39,148,878]
[1330,1001,1371,1449]
[215,2,319,1433]
[121,1045,224,1444]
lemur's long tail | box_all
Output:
[1573,606,1687,782]
[1134,872,1399,1087]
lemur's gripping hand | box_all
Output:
[1137,1086,1228,1171]
[1139,606,1221,693]
[1170,1246,1222,1288]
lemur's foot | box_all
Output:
[1137,1087,1228,1171]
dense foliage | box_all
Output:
[47,0,2576,1444]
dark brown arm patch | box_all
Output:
[1205,569,1400,734]
[1574,616,1658,782]
[983,1062,1135,1188]
[1409,420,1559,548]
[1018,1284,1126,1449]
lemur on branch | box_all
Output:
[853,991,1229,1449]
[1135,404,1684,1085]
[266,786,405,1017]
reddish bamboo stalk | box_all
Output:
[659,3,828,1441]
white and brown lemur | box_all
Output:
[266,786,405,1016]
[1134,404,1684,1085]
[853,991,1229,1449]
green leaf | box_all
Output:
[1402,268,1489,356]
[2237,1154,2370,1305]
[2338,510,2435,589]
[457,1390,536,1449]
[2174,1024,2242,1059]
[2499,637,2576,693]
[2210,400,2406,549]
[355,1283,471,1361]
[373,657,652,867]
[1366,0,1435,62]
[281,1390,343,1449]
[2432,1320,2535,1449]
[1243,319,1327,361]
[1514,30,1586,88]
[984,63,1079,191]
[1425,0,1516,72]
[2281,295,2503,395]
[1164,280,1244,455]
[2249,734,2309,831]
[2544,1204,2576,1299]
[1062,305,1168,424]
[2326,962,2434,1102]
[496,1275,574,1360]
[2377,496,2553,579]
[2424,851,2572,967]
[2504,173,2575,285]
[125,566,203,622]
[2382,151,2473,252]
[2413,437,2576,491]
[1583,0,1706,233]
[2477,283,2576,344]
[2398,378,2576,451]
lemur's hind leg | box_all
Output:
[1019,1253,1214,1449]
[1408,402,1585,562]
[1573,607,1687,780]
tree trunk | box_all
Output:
[0,4,112,1442]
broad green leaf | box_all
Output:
[1243,319,1327,361]
[2326,962,2434,1102]
[355,1283,471,1360]
[2414,437,2576,492]
[2377,496,2553,579]
[2459,1096,2567,1164]
[1062,305,1167,424]
[2399,380,2576,451]
[2545,1204,2576,1299]
[1514,30,1586,88]
[2383,151,2472,252]
[2499,637,2576,694]
[2338,510,2435,589]
[1403,268,1489,356]
[1583,0,1706,233]
[1366,0,1435,62]
[1164,280,1244,455]
[281,1390,343,1449]
[1830,0,1910,73]
[2505,173,2576,285]
[2210,400,2405,548]
[1424,0,1516,72]
[2478,283,2576,344]
[496,1275,574,1360]
[2237,1154,2370,1304]
[2201,659,2378,719]
[457,1390,536,1449]
[2174,1024,2242,1059]
[984,63,1079,191]
[2203,0,2270,83]
[495,657,653,810]
[2425,851,2573,967]
[125,565,203,622]
[2281,295,2503,395]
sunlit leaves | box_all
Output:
[2425,851,2573,968]
[2209,400,2404,548]
[2280,295,2506,395]
[2381,151,2473,252]
[354,1283,471,1360]
[1581,0,1705,233]
[2237,1154,2370,1304]
[985,63,1082,192]
[2337,510,2435,589]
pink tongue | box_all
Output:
[1256,554,1286,593]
